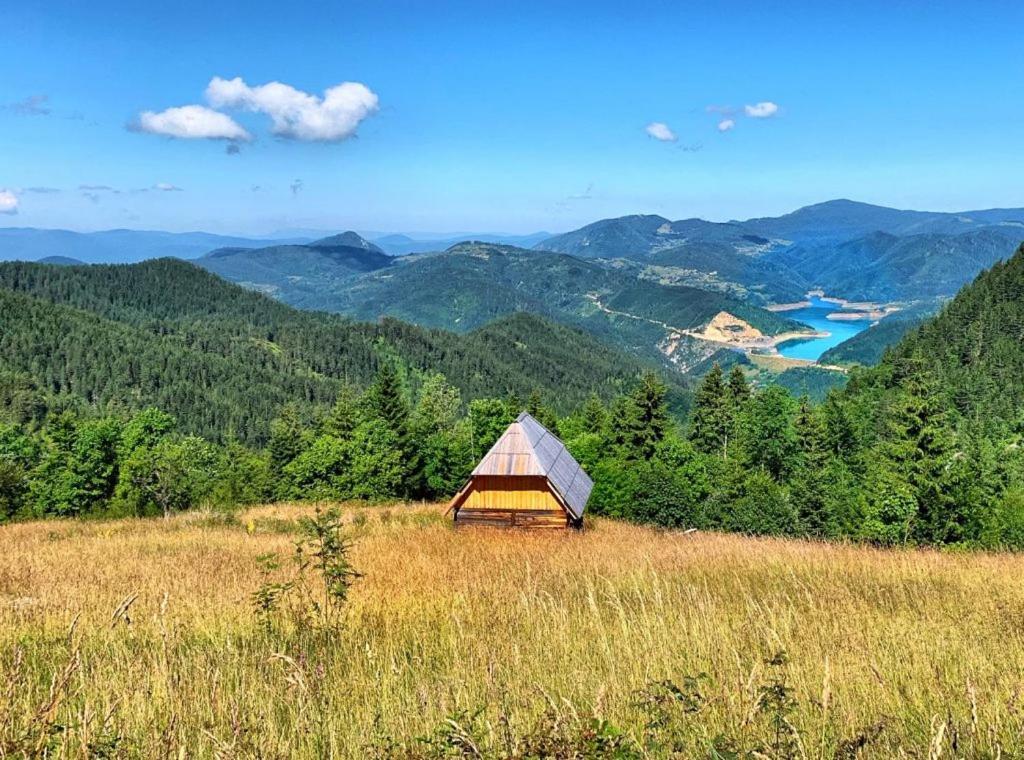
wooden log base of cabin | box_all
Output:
[454,508,573,529]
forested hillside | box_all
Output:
[569,243,1024,549]
[775,228,1021,301]
[307,241,801,371]
[0,259,688,443]
[6,246,1024,550]
[846,245,1024,427]
[198,232,394,304]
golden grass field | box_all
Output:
[2,503,1024,758]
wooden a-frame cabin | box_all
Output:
[447,412,593,529]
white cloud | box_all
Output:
[645,122,677,142]
[0,189,18,215]
[717,119,735,132]
[206,77,379,142]
[153,182,183,192]
[744,101,779,118]
[136,105,251,141]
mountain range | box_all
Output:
[0,258,689,442]
[199,238,801,373]
[5,199,1024,377]
[536,200,1024,304]
[372,231,552,255]
[0,227,312,264]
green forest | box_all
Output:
[3,245,1024,548]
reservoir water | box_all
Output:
[776,296,874,361]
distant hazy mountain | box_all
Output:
[372,231,552,255]
[776,227,1022,301]
[739,199,1024,242]
[535,200,1024,306]
[534,215,805,303]
[535,214,675,259]
[0,227,311,264]
[198,232,392,306]
[309,231,386,254]
[36,255,85,266]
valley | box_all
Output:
[179,200,1024,380]
[3,200,1021,392]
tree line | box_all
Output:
[4,356,1023,549]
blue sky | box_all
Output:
[2,0,1022,235]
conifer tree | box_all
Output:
[727,365,750,407]
[884,369,957,541]
[794,396,828,470]
[268,404,306,480]
[790,396,832,534]
[322,383,362,441]
[619,372,668,461]
[580,393,609,437]
[688,364,731,458]
[364,363,422,497]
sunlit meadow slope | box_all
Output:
[2,504,1023,757]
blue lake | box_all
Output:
[776,296,874,361]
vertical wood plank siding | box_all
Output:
[454,476,571,528]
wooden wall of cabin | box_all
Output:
[454,476,571,529]
[458,476,562,511]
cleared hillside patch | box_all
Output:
[1,504,1023,757]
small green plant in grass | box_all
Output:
[251,552,293,634]
[293,507,361,632]
[756,651,800,759]
[634,674,708,753]
[250,507,359,635]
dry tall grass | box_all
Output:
[1,503,1023,757]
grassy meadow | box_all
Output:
[2,503,1024,758]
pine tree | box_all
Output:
[822,394,858,459]
[884,369,958,542]
[526,389,559,433]
[322,383,362,440]
[688,364,731,458]
[618,372,668,461]
[364,363,422,497]
[364,364,409,434]
[790,396,831,535]
[794,396,828,470]
[580,393,609,436]
[268,404,306,480]
[727,365,750,406]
